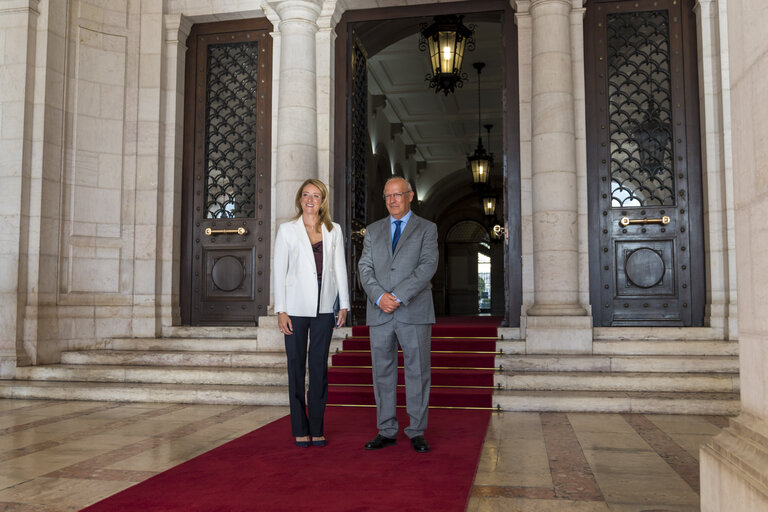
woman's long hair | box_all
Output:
[294,179,333,232]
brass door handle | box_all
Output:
[619,216,670,227]
[204,227,247,236]
[352,228,366,237]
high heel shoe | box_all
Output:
[311,438,326,447]
[295,437,311,448]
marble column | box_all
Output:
[525,0,591,353]
[269,0,322,228]
[0,0,39,376]
[261,0,322,345]
[700,1,768,510]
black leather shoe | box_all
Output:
[410,435,429,453]
[365,434,396,450]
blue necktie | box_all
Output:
[392,220,402,253]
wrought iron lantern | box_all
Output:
[468,63,492,184]
[419,15,475,95]
[482,195,497,217]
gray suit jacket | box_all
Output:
[358,213,438,326]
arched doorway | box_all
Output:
[444,220,501,316]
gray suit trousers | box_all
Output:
[369,319,431,439]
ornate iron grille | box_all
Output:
[349,40,368,326]
[607,10,675,207]
[351,42,368,226]
[204,42,260,218]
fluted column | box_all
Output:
[269,0,322,227]
[524,0,591,353]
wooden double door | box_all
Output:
[180,20,273,325]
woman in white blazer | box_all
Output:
[272,179,350,447]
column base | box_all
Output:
[700,413,768,511]
[256,315,286,350]
[525,314,593,354]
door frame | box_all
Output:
[180,18,274,325]
[332,0,521,326]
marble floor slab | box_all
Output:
[0,399,726,511]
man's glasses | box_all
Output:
[383,191,410,201]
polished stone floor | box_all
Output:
[0,399,725,511]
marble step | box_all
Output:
[0,380,737,414]
[15,365,289,386]
[497,355,738,373]
[493,389,740,415]
[495,371,739,393]
[107,338,265,352]
[593,326,723,341]
[0,380,288,405]
[161,326,260,338]
[60,350,288,367]
[106,337,343,353]
[495,340,735,357]
[592,340,738,356]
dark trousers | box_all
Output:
[284,309,334,437]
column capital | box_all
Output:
[514,1,531,15]
[267,0,323,25]
[529,0,571,9]
[693,0,717,15]
[164,14,193,46]
[317,0,347,31]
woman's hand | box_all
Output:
[277,312,293,335]
[335,309,348,329]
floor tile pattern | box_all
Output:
[0,399,726,511]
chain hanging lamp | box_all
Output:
[467,62,492,184]
[419,15,475,95]
[482,195,497,216]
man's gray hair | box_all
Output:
[384,176,413,192]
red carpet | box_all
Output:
[328,316,501,409]
[80,407,491,512]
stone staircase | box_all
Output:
[493,327,740,415]
[0,325,740,415]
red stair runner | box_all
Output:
[328,316,500,409]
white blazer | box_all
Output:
[272,218,351,317]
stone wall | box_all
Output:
[700,0,768,510]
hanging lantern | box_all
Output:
[419,15,475,95]
[469,151,491,184]
[482,195,497,216]
[468,62,492,184]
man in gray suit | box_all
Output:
[358,176,438,453]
